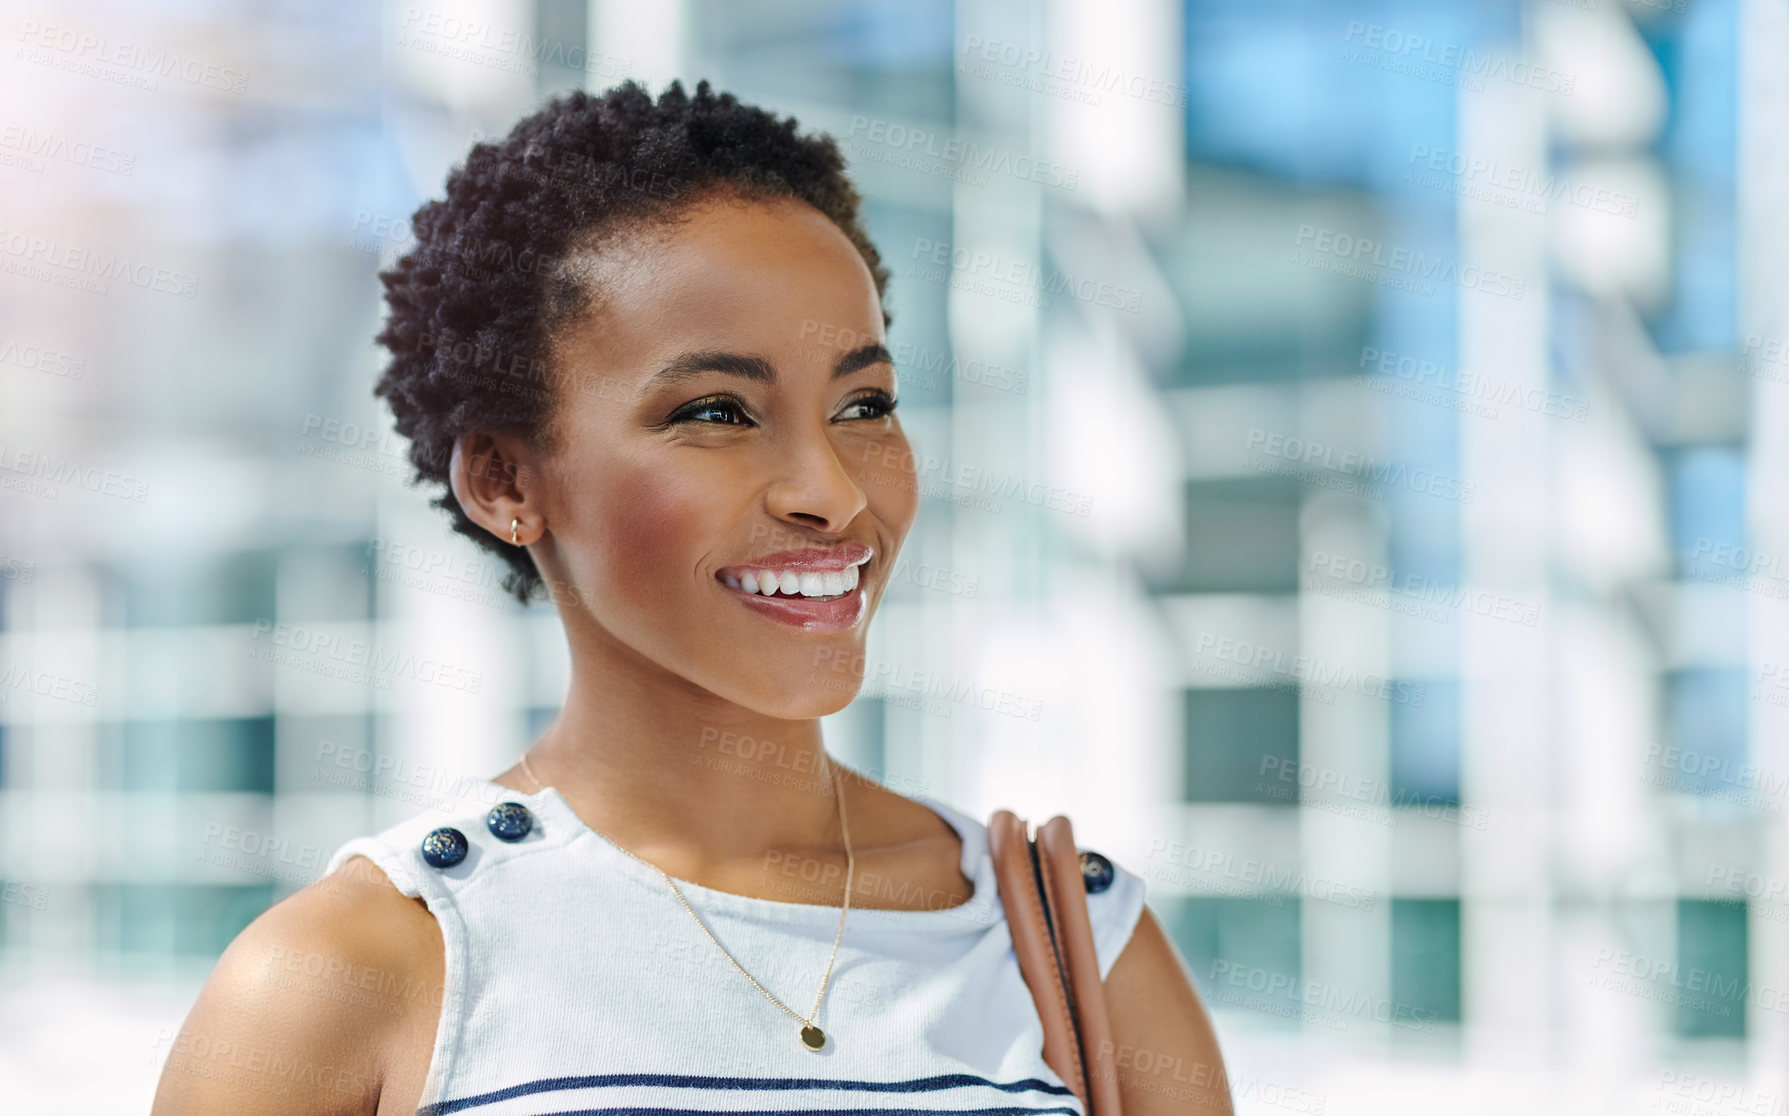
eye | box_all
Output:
[670,394,753,427]
[840,390,899,421]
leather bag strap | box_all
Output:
[989,808,1108,1113]
[1036,815,1123,1116]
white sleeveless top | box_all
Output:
[321,779,1147,1116]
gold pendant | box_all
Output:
[799,1024,826,1051]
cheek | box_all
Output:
[861,431,918,535]
[585,454,724,597]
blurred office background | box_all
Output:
[2,0,1784,1111]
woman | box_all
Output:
[151,79,1230,1116]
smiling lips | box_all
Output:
[716,543,873,631]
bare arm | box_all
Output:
[149,856,444,1116]
[1100,903,1234,1115]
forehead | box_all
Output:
[554,195,885,380]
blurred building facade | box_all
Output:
[0,0,1782,1109]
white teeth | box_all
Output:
[726,565,864,599]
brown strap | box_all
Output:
[987,809,1089,1110]
[1037,816,1123,1116]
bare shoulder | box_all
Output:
[1102,903,1234,1115]
[150,855,445,1116]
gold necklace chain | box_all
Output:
[517,750,854,1052]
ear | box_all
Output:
[448,431,540,543]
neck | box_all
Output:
[519,622,855,876]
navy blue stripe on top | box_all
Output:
[530,1107,1083,1116]
[416,1072,1079,1116]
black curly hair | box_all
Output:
[372,78,893,606]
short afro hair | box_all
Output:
[372,78,892,605]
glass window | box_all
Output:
[94,883,274,960]
[280,543,375,621]
[1391,898,1461,1025]
[1184,687,1300,803]
[1661,668,1748,800]
[1390,678,1460,808]
[1674,900,1746,1039]
[532,0,587,98]
[122,550,278,627]
[1169,477,1302,594]
[99,717,276,793]
[1668,445,1745,579]
[1160,896,1302,1023]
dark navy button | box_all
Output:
[1079,850,1114,894]
[486,801,533,842]
[421,826,468,869]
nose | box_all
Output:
[763,425,870,534]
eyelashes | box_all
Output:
[668,390,899,428]
[841,391,900,421]
[671,395,751,426]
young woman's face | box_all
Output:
[536,195,916,719]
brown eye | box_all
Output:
[672,395,753,426]
[840,391,898,420]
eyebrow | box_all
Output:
[637,343,894,397]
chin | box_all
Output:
[747,679,862,721]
